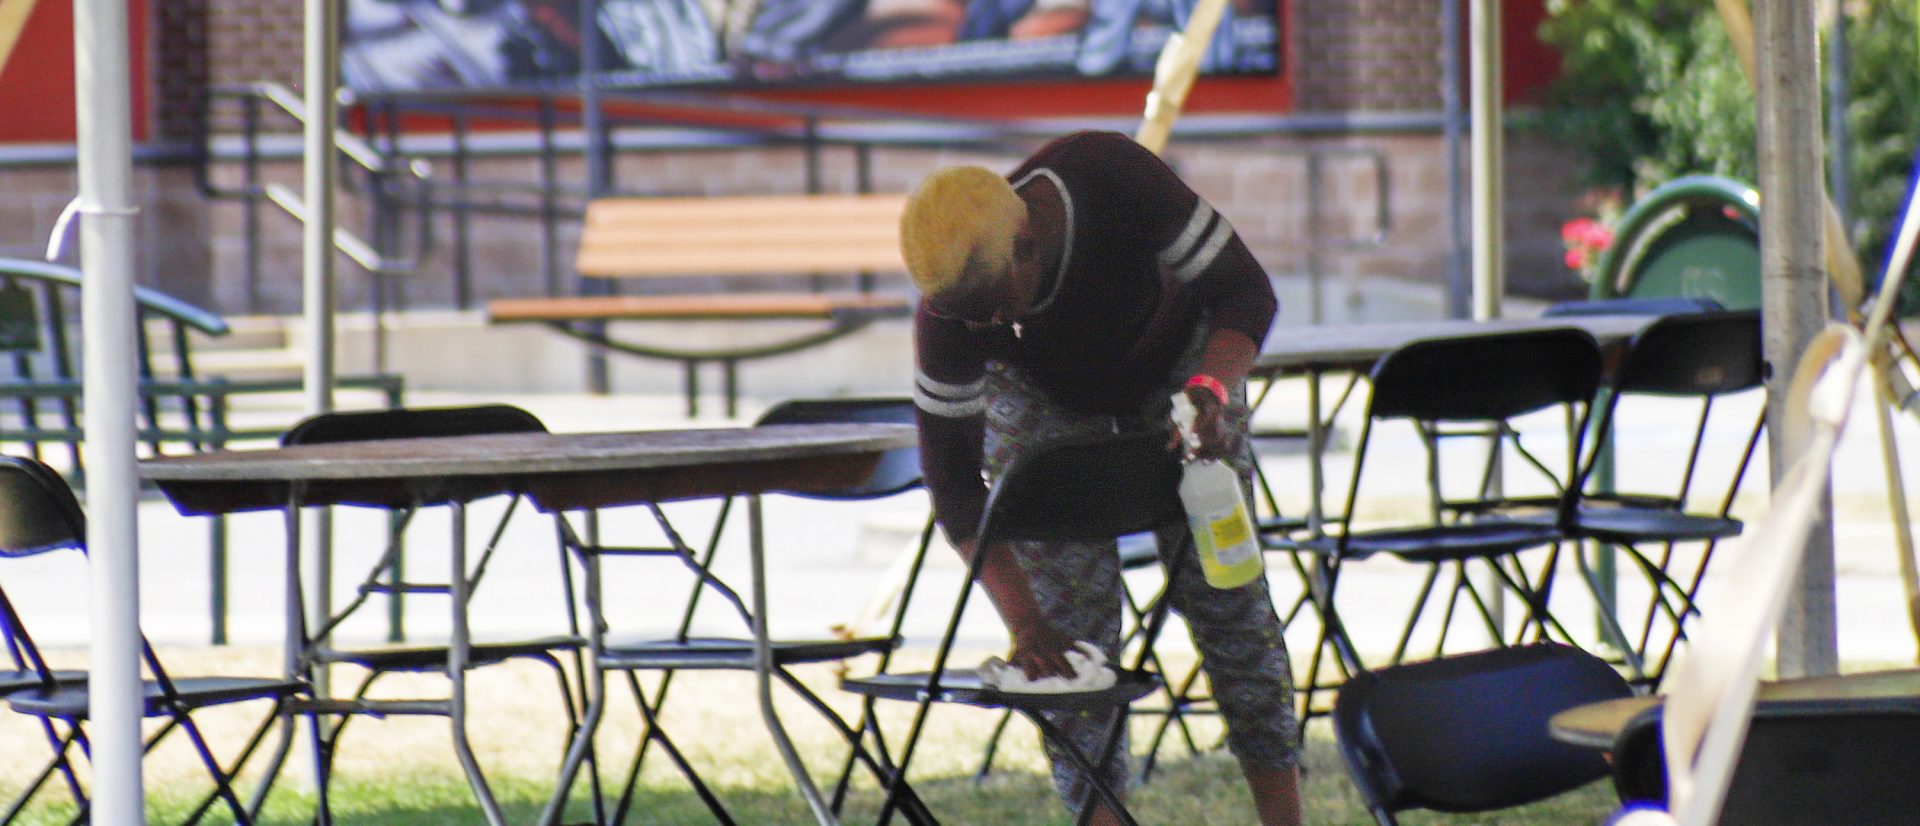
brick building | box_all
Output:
[0,0,1592,393]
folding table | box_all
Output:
[141,423,916,826]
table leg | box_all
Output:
[447,500,508,824]
[539,529,605,826]
[750,493,838,825]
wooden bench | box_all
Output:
[486,193,914,417]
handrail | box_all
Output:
[0,257,231,337]
[252,82,433,181]
[196,83,437,299]
[262,182,412,275]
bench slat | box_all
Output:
[585,224,900,246]
[487,293,911,323]
[576,246,905,277]
[586,194,907,224]
[578,194,907,277]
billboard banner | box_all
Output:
[342,0,1281,94]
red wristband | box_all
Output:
[1185,374,1229,406]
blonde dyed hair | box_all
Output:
[899,166,1026,296]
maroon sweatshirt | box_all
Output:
[913,130,1277,543]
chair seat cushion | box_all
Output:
[6,676,307,718]
[601,636,897,670]
[1299,523,1563,562]
[315,635,585,672]
[841,667,1160,711]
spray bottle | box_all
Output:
[1170,391,1265,589]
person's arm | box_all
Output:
[1107,133,1274,460]
[1180,327,1260,460]
[914,307,1079,678]
[955,537,1079,679]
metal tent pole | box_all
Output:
[73,0,145,818]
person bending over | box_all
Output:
[900,129,1302,826]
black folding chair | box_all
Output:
[1283,328,1606,727]
[841,429,1189,826]
[0,456,308,825]
[1610,692,1920,825]
[1334,642,1629,826]
[1476,311,1765,685]
[1561,310,1764,685]
[278,405,593,822]
[557,397,936,825]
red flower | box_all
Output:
[1560,217,1615,277]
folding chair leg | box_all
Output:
[1480,557,1580,652]
[1139,665,1208,783]
[170,709,255,825]
[243,707,297,817]
[0,720,86,825]
[611,673,736,826]
[1388,565,1445,664]
[179,699,297,826]
[767,670,937,826]
[1024,711,1137,826]
[1573,546,1650,684]
[972,709,1016,783]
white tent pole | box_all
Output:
[1468,0,1503,322]
[1754,0,1839,677]
[303,0,337,417]
[1466,0,1506,635]
[301,0,339,714]
[73,0,145,819]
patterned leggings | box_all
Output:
[982,354,1298,814]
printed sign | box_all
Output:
[342,0,1281,92]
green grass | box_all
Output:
[0,645,1621,825]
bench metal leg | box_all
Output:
[724,360,739,419]
[684,360,702,418]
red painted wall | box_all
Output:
[1504,0,1558,105]
[0,0,149,143]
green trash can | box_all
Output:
[1591,175,1762,309]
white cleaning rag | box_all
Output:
[978,642,1118,693]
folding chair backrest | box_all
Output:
[0,456,85,558]
[1612,697,1920,825]
[1614,310,1764,397]
[754,398,921,500]
[975,429,1185,545]
[279,405,549,508]
[1366,328,1604,423]
[282,403,547,446]
[1334,643,1629,824]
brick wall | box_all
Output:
[1293,0,1446,111]
[154,0,209,140]
[42,126,1576,318]
[203,0,304,92]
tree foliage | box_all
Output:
[1539,0,1920,302]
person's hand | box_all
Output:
[1168,385,1233,461]
[1004,617,1079,681]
